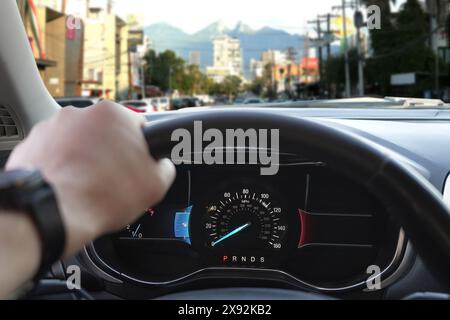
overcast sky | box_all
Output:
[113,0,408,34]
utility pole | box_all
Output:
[102,34,106,99]
[168,65,172,97]
[308,17,325,97]
[140,61,146,99]
[354,0,365,96]
[333,0,354,98]
[317,19,323,96]
[430,1,440,98]
[302,33,310,98]
[319,13,339,98]
[137,46,147,100]
[342,0,351,98]
[308,18,323,95]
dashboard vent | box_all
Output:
[0,105,19,138]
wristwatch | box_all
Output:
[0,169,66,281]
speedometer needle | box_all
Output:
[212,223,251,247]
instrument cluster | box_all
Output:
[88,160,403,292]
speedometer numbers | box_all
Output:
[204,188,288,251]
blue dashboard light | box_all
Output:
[174,206,192,244]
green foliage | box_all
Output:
[143,50,242,97]
[366,0,437,96]
[144,50,185,92]
[327,0,442,97]
[222,76,243,99]
[245,63,278,99]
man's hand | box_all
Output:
[6,101,176,257]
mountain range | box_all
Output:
[144,21,305,78]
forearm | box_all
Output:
[0,102,175,299]
[0,210,41,299]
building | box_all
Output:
[250,59,264,79]
[19,0,142,99]
[19,0,88,97]
[188,51,201,66]
[81,0,130,100]
[206,35,242,82]
[261,49,289,66]
[125,15,145,99]
[251,49,316,93]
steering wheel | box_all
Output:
[143,110,450,298]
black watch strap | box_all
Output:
[26,182,66,280]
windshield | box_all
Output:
[18,0,450,110]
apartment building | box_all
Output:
[207,35,242,82]
[81,1,130,100]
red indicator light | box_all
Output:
[298,209,310,248]
[223,255,228,263]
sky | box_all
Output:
[113,0,408,34]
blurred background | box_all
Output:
[16,0,450,111]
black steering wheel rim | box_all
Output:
[144,109,450,287]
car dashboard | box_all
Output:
[88,160,403,293]
[56,107,450,299]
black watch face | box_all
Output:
[0,169,42,190]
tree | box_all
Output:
[364,0,437,96]
[326,49,359,97]
[222,76,242,101]
[143,50,185,92]
[246,77,265,96]
[182,64,207,95]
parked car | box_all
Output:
[55,97,100,108]
[148,97,170,112]
[170,97,201,110]
[170,98,188,110]
[119,100,157,113]
[192,97,205,107]
[243,98,264,104]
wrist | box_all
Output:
[3,165,99,258]
[0,210,41,297]
[45,174,101,257]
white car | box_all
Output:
[148,97,171,112]
[119,100,157,113]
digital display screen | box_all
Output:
[119,205,192,243]
[174,206,192,244]
[116,170,192,243]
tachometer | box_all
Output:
[203,187,288,250]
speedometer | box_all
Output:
[203,187,288,250]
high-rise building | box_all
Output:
[188,51,201,66]
[207,35,242,82]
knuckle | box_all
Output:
[90,100,124,121]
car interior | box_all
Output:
[0,0,449,300]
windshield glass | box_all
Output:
[18,0,450,110]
